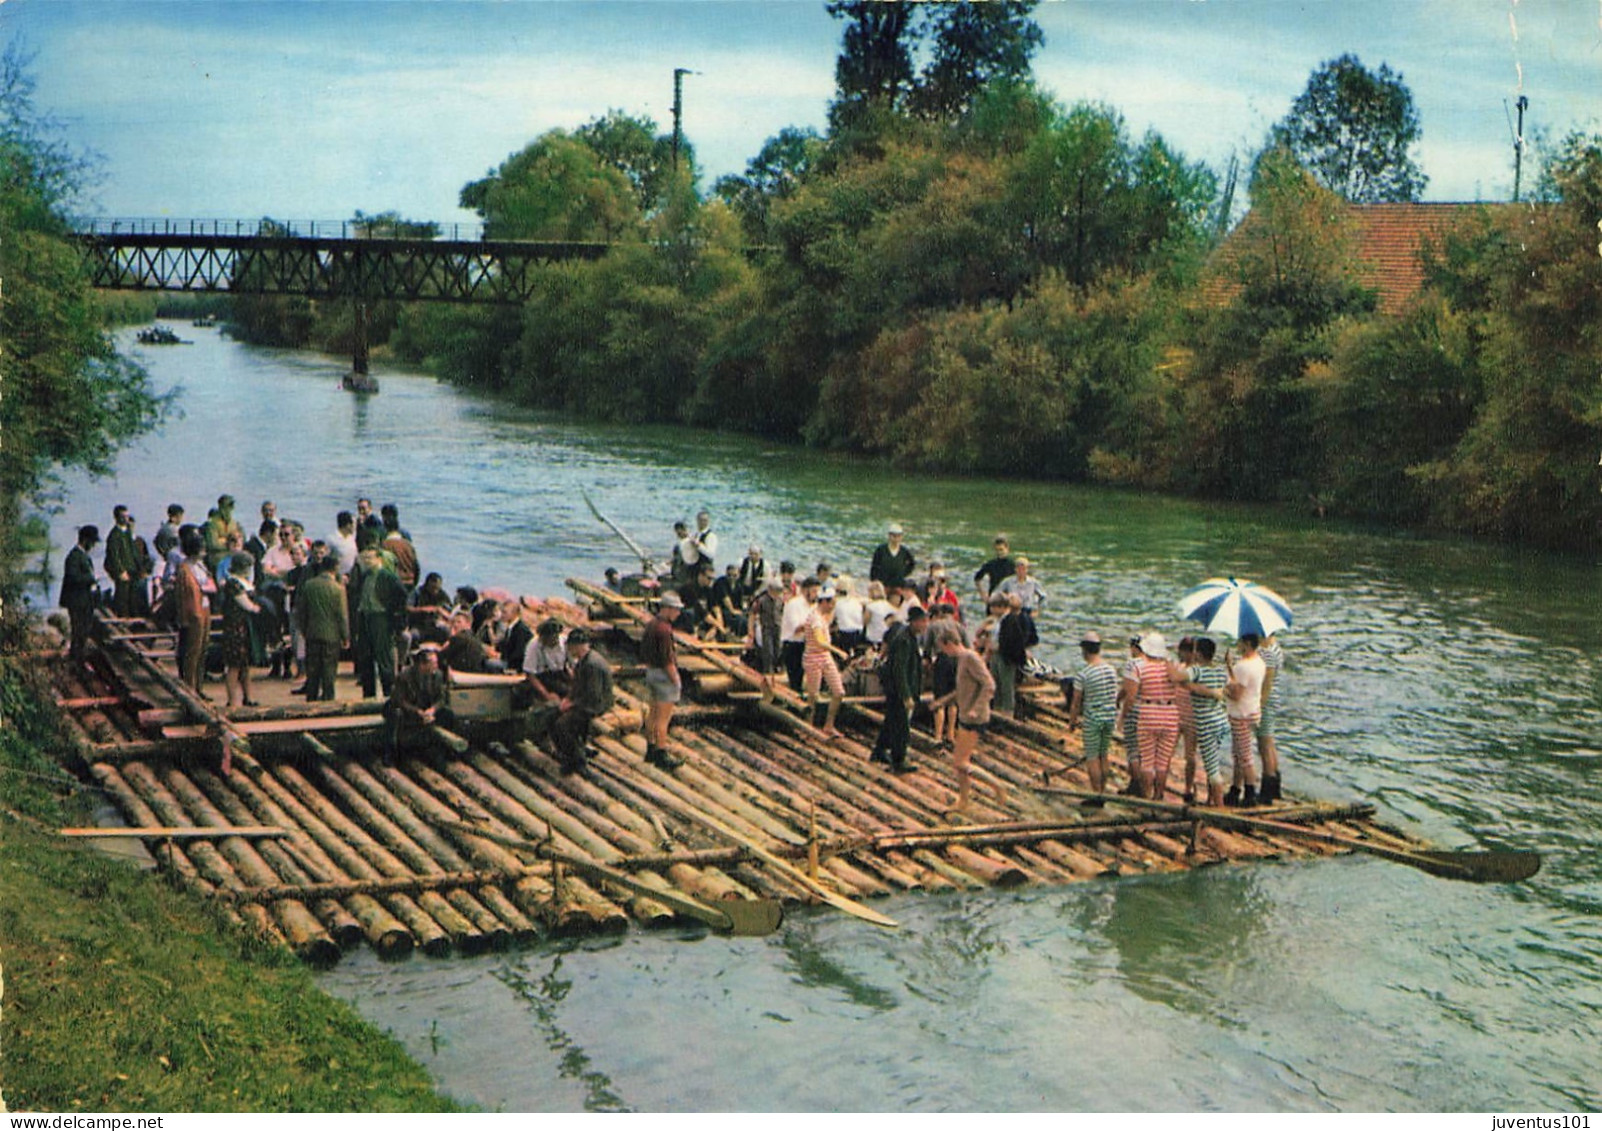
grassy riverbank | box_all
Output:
[0,656,463,1113]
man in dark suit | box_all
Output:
[61,525,101,660]
[869,522,915,593]
[871,604,927,773]
[103,506,139,617]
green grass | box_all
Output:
[0,656,464,1112]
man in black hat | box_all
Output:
[871,604,927,773]
[61,524,101,661]
[552,628,613,776]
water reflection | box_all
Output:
[496,950,631,1113]
[1091,870,1268,1029]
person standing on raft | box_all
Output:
[801,585,845,738]
[1124,631,1180,799]
[1224,633,1266,807]
[930,623,997,815]
[871,604,927,773]
[60,524,101,662]
[1067,631,1119,806]
[641,592,685,770]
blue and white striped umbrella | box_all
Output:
[1177,577,1293,638]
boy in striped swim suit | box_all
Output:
[1067,632,1120,807]
[1174,637,1230,807]
[1116,637,1143,793]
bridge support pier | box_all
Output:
[352,300,370,376]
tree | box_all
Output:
[826,2,1044,135]
[573,110,682,215]
[713,126,822,239]
[0,45,165,639]
[909,1,1042,122]
[460,132,640,241]
[1270,53,1426,203]
[826,0,915,134]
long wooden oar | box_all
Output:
[1034,786,1541,884]
[582,489,655,573]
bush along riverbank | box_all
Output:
[0,654,463,1113]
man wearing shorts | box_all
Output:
[1224,633,1266,807]
[1175,637,1230,807]
[1067,631,1119,807]
[641,592,685,770]
[802,586,845,737]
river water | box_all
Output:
[44,328,1602,1112]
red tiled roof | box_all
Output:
[1204,202,1515,315]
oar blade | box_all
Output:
[720,898,786,937]
[1418,850,1542,884]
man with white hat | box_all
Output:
[1122,631,1179,799]
[640,592,685,770]
[802,585,845,738]
[869,522,915,594]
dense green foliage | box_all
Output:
[222,21,1602,554]
[0,46,166,642]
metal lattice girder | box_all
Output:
[72,234,609,304]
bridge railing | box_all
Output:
[72,217,487,241]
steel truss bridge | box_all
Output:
[70,218,609,305]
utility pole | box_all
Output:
[1513,95,1529,203]
[671,67,695,172]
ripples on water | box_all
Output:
[47,331,1602,1111]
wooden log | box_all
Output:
[143,764,340,965]
[910,849,987,890]
[309,760,511,953]
[272,763,473,956]
[228,767,415,958]
[184,765,366,950]
[59,825,288,840]
[329,758,540,942]
[944,843,1031,887]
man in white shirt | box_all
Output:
[689,510,717,571]
[328,511,360,577]
[1224,633,1267,807]
[832,575,866,652]
[780,576,819,693]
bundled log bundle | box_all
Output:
[27,599,1460,965]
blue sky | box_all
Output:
[5,0,1600,226]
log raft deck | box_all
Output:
[33,577,1411,965]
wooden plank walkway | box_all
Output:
[30,597,1421,966]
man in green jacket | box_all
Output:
[296,556,349,701]
[351,543,407,698]
[871,604,927,773]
